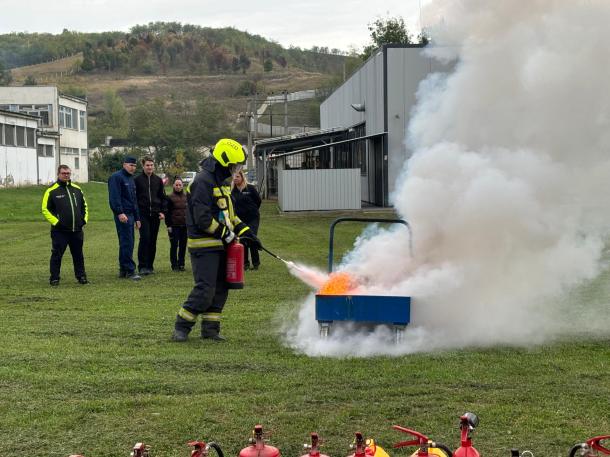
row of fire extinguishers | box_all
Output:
[67,417,610,457]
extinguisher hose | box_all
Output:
[434,443,453,457]
[260,245,290,264]
[568,443,587,457]
[208,442,224,457]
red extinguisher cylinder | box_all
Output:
[226,240,245,289]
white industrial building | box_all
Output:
[255,44,451,210]
[0,110,40,186]
[0,86,89,184]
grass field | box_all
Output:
[0,183,608,457]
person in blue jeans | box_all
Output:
[108,156,142,280]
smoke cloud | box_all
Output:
[284,0,610,356]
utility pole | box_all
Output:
[253,92,258,143]
[246,100,253,171]
[283,90,288,136]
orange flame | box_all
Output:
[318,272,356,295]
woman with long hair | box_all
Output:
[231,170,262,270]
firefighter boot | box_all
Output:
[201,317,225,342]
[171,329,189,342]
[172,309,196,342]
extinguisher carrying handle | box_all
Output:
[570,436,610,457]
[392,425,430,448]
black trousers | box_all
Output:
[50,230,85,281]
[244,219,260,267]
[138,213,160,271]
[169,226,187,268]
[175,250,228,337]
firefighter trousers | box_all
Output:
[174,249,228,337]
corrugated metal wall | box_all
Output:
[278,169,361,211]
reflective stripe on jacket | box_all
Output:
[41,181,88,232]
[186,157,250,251]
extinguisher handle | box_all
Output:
[392,425,430,447]
[588,436,610,455]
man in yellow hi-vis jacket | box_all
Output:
[41,164,89,286]
[171,139,262,342]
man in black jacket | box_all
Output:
[41,165,89,286]
[135,156,166,275]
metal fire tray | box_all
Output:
[316,217,413,342]
[315,294,410,325]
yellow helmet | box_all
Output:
[212,138,246,167]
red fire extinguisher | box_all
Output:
[188,440,224,457]
[226,239,245,289]
[453,413,480,457]
[130,443,150,457]
[347,432,369,457]
[239,425,281,457]
[300,433,330,457]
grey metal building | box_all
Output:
[255,44,451,210]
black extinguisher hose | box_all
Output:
[569,443,587,457]
[435,443,453,457]
[208,442,224,457]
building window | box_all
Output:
[0,123,4,145]
[37,144,54,157]
[16,126,25,146]
[79,110,86,131]
[5,124,15,146]
[59,105,78,129]
[26,127,35,147]
[80,148,88,157]
[74,157,80,169]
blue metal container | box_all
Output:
[315,294,411,325]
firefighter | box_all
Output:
[171,138,262,342]
[41,164,89,286]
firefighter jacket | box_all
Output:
[186,157,250,251]
[41,180,88,232]
[165,190,187,227]
[135,172,167,217]
[108,168,140,220]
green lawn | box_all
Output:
[0,183,608,457]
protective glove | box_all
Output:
[241,232,262,250]
[221,226,236,245]
[213,223,236,244]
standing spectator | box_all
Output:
[41,165,89,286]
[231,170,262,270]
[171,138,262,342]
[135,156,166,275]
[165,177,188,271]
[108,156,141,280]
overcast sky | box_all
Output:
[0,0,431,52]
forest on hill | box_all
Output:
[0,22,358,76]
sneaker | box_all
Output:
[118,270,127,278]
[171,329,188,342]
[244,264,250,271]
[202,334,227,342]
[50,279,60,286]
[139,267,151,276]
[178,266,185,271]
[171,266,179,271]
[126,272,141,281]
[77,276,89,285]
[252,265,259,270]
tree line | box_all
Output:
[89,91,231,181]
[0,22,358,77]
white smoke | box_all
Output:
[283,0,610,356]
